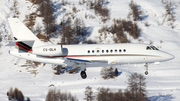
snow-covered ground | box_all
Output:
[0,0,180,100]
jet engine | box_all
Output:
[32,45,63,56]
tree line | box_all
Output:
[45,72,148,101]
[26,0,89,44]
[84,73,148,101]
[6,73,147,101]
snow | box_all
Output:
[0,0,180,100]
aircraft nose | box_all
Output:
[164,53,175,61]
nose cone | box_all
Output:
[163,53,175,61]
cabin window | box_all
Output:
[92,50,94,53]
[106,50,109,53]
[124,49,126,52]
[119,49,122,52]
[97,50,100,53]
[88,50,90,53]
[110,50,113,53]
[115,49,117,52]
[102,50,104,53]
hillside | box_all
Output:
[0,0,180,100]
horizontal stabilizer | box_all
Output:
[6,41,16,46]
[6,40,35,52]
[6,40,35,46]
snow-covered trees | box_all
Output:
[45,88,78,101]
[6,74,147,100]
[129,0,142,21]
[97,87,111,101]
[24,13,36,31]
[84,86,95,101]
[53,65,62,75]
[127,73,147,101]
[59,17,87,44]
[100,67,119,79]
[12,0,20,18]
[87,0,110,22]
[38,0,55,38]
[60,17,79,44]
[7,87,25,101]
[74,17,87,42]
[100,67,116,79]
[84,73,147,101]
[98,18,141,43]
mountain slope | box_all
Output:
[0,0,180,100]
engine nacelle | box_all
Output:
[32,45,63,56]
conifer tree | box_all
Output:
[12,0,20,18]
[127,73,147,101]
[115,68,118,76]
[84,86,95,101]
[38,0,55,38]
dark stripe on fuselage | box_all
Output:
[66,58,92,63]
[16,42,32,51]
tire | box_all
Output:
[80,71,87,79]
[145,71,148,75]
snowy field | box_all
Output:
[0,0,180,100]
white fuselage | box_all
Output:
[9,43,174,67]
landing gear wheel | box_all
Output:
[145,71,148,75]
[144,63,149,75]
[80,71,87,79]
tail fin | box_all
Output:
[8,18,45,48]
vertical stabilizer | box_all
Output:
[8,18,45,48]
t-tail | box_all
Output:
[7,18,63,56]
[7,18,46,52]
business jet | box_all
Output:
[7,18,174,79]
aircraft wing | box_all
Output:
[64,58,108,65]
[66,58,92,63]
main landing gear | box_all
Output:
[80,71,87,79]
[144,63,148,75]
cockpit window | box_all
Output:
[146,46,151,50]
[146,46,158,50]
[152,46,159,50]
[150,46,155,50]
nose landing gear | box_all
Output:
[144,63,148,75]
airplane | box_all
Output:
[6,18,175,79]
